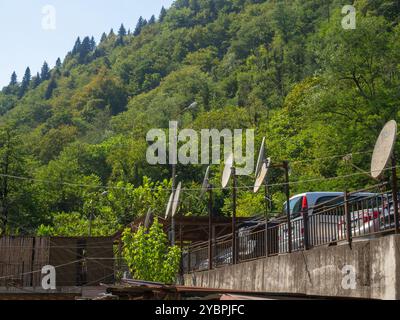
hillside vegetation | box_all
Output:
[0,0,399,235]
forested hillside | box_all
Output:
[0,0,399,236]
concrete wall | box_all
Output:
[184,235,400,300]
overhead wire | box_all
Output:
[0,149,377,193]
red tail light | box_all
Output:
[302,196,308,211]
[301,196,308,216]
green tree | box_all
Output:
[100,32,107,43]
[72,37,81,55]
[159,6,167,22]
[122,218,181,283]
[134,16,145,36]
[148,15,156,25]
[40,61,50,81]
[55,57,62,69]
[44,77,57,100]
[19,67,31,98]
[9,72,17,86]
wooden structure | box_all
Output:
[0,236,114,288]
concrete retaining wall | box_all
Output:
[184,235,400,300]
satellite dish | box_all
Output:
[165,192,174,219]
[371,120,398,179]
[144,208,153,229]
[221,153,234,188]
[255,137,266,177]
[201,166,210,198]
[254,157,271,193]
[171,182,182,217]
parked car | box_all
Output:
[337,192,400,240]
[379,193,400,231]
[337,194,385,240]
[279,192,378,253]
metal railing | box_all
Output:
[183,183,400,273]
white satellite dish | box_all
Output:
[165,192,174,219]
[201,166,210,198]
[221,153,234,189]
[255,137,266,178]
[171,182,182,217]
[144,208,153,229]
[371,120,398,179]
[254,157,271,193]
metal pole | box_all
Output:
[171,163,176,246]
[391,156,399,234]
[283,161,292,253]
[232,167,237,265]
[208,185,213,270]
[302,202,309,250]
[88,211,92,237]
[188,246,191,273]
[344,190,352,248]
[264,182,269,257]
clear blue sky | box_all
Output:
[0,0,174,88]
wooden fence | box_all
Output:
[0,236,114,288]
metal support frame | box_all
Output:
[283,161,292,253]
[302,204,309,251]
[208,185,213,270]
[391,155,399,234]
[171,164,176,246]
[232,167,237,265]
[344,190,352,248]
[264,183,269,257]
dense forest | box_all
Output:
[0,0,399,236]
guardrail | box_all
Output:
[183,183,400,273]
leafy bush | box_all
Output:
[122,218,181,284]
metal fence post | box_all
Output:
[264,183,269,257]
[284,161,292,253]
[303,207,309,250]
[232,168,238,264]
[265,221,269,257]
[344,190,352,247]
[188,247,191,273]
[391,156,399,234]
[208,186,213,270]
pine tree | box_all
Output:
[134,16,145,36]
[79,36,92,63]
[109,28,115,37]
[18,67,31,98]
[55,57,62,69]
[44,77,57,100]
[9,72,17,86]
[116,24,127,46]
[72,37,81,55]
[90,36,96,51]
[159,6,167,22]
[32,72,41,89]
[100,32,107,43]
[149,15,156,25]
[40,62,50,81]
[118,24,127,37]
